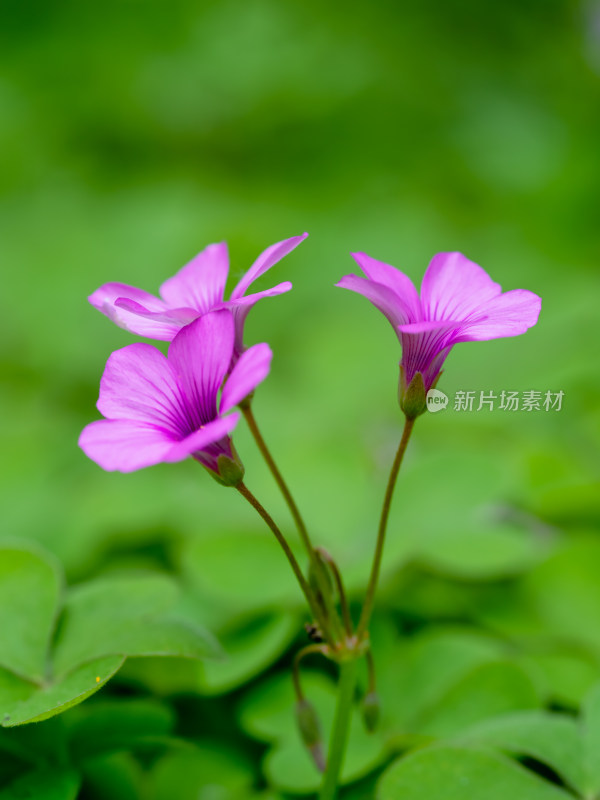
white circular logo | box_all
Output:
[426,389,448,413]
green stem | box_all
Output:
[319,659,359,800]
[236,482,328,636]
[356,417,415,640]
[242,403,339,644]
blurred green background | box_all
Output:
[1,0,599,797]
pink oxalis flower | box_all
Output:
[79,310,271,480]
[89,234,307,360]
[337,251,541,404]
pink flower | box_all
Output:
[89,234,307,359]
[79,310,271,479]
[337,251,541,405]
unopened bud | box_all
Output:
[361,691,380,733]
[295,699,326,772]
[399,368,427,420]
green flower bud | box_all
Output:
[361,691,380,733]
[308,549,334,613]
[295,699,325,772]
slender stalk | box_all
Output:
[356,417,415,640]
[236,482,330,638]
[293,643,330,701]
[242,403,311,548]
[319,659,359,800]
[242,403,339,642]
[316,547,353,636]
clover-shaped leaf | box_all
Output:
[456,711,583,794]
[378,746,574,800]
[581,682,600,799]
[198,610,298,695]
[0,544,62,683]
[0,544,221,727]
[0,766,81,800]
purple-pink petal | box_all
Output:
[220,343,273,414]
[78,419,177,472]
[453,288,542,342]
[351,252,422,322]
[89,283,180,340]
[97,343,187,435]
[115,298,198,327]
[398,321,458,389]
[227,282,293,309]
[89,282,168,315]
[420,252,502,323]
[230,234,307,301]
[159,242,229,314]
[227,281,292,355]
[163,413,240,463]
[168,311,234,424]
[336,273,412,335]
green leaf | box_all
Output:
[183,530,303,613]
[116,656,202,696]
[81,753,143,800]
[373,626,506,732]
[457,711,584,795]
[0,668,36,722]
[522,537,600,655]
[0,716,69,769]
[0,767,80,800]
[66,698,175,762]
[417,524,544,580]
[379,452,526,579]
[417,661,540,737]
[520,649,599,707]
[581,682,600,799]
[378,746,575,800]
[198,612,298,695]
[52,574,221,677]
[149,742,256,800]
[0,567,222,728]
[0,545,62,682]
[1,656,124,727]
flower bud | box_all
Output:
[361,691,380,733]
[398,367,427,420]
[295,698,326,772]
